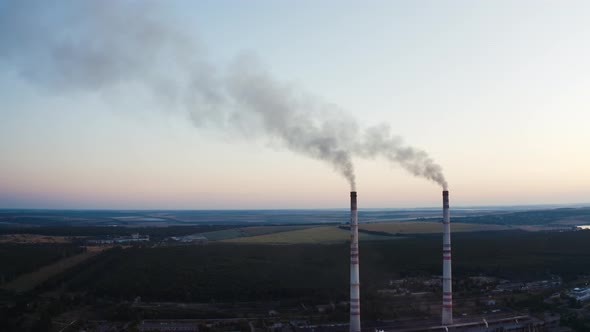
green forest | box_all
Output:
[44,230,590,302]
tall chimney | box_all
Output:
[350,191,361,332]
[441,190,453,325]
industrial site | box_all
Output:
[2,1,590,332]
[3,194,590,332]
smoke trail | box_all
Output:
[0,0,448,190]
[0,0,358,189]
[357,125,448,189]
[225,57,358,189]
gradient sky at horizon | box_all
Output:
[1,0,589,209]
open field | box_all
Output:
[178,225,315,241]
[1,246,109,293]
[239,225,314,236]
[359,221,511,234]
[451,207,590,226]
[220,222,510,244]
[222,225,398,244]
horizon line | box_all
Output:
[1,202,589,212]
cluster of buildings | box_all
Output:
[494,278,563,293]
[169,235,208,244]
[86,233,149,245]
[568,287,590,302]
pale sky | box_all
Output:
[1,0,589,209]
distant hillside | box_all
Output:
[450,207,590,226]
[0,208,534,227]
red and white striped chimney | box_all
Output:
[350,191,361,332]
[442,190,453,325]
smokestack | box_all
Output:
[442,190,453,325]
[350,191,361,332]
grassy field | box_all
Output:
[1,246,108,293]
[222,222,510,244]
[222,225,399,244]
[240,225,314,236]
[194,225,316,241]
[359,221,511,234]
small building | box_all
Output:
[569,287,590,301]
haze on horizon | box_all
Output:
[1,0,589,210]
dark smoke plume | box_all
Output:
[0,0,447,190]
[357,125,448,190]
[226,57,358,189]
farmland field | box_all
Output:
[221,222,510,244]
[222,225,399,244]
[239,225,314,236]
[195,228,244,241]
[181,225,317,241]
[358,221,511,234]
